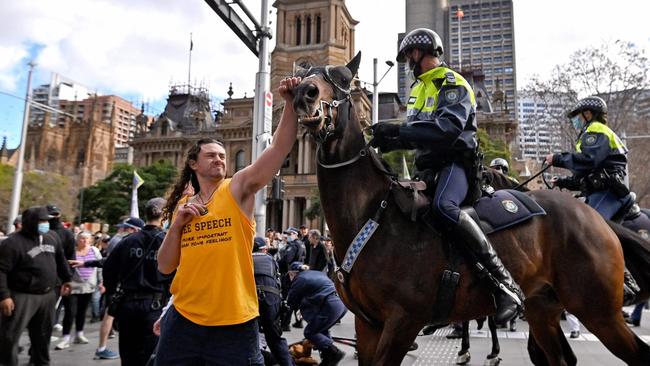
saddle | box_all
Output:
[393,180,546,234]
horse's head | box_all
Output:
[292,52,361,141]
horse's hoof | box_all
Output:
[408,342,418,351]
[484,356,502,366]
[455,351,470,365]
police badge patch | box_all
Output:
[584,134,597,145]
[501,200,519,213]
[444,89,458,102]
[639,229,649,240]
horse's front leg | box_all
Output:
[372,313,424,366]
[355,315,381,366]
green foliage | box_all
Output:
[0,164,76,229]
[304,188,321,221]
[79,160,177,226]
[380,150,415,179]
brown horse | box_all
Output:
[291,52,650,365]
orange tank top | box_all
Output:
[170,178,258,326]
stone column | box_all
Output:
[282,199,289,230]
[297,137,304,174]
[288,198,296,229]
[303,138,311,174]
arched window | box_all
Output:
[306,15,312,45]
[161,121,168,136]
[316,15,322,43]
[235,150,246,172]
[296,16,302,45]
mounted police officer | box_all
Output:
[545,97,641,303]
[252,237,295,366]
[369,28,523,324]
[545,96,629,220]
[103,198,172,366]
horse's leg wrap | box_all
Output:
[452,211,524,324]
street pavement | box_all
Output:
[18,305,649,365]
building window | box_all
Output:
[235,150,246,172]
[296,16,302,45]
[306,15,312,44]
[316,15,321,43]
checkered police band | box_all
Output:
[567,96,608,117]
[397,28,444,62]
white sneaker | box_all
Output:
[50,336,59,342]
[55,340,70,350]
[74,335,89,344]
[53,324,63,332]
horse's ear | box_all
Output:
[346,51,361,78]
[294,65,309,77]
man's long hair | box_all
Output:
[162,138,224,223]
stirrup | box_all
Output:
[498,283,523,307]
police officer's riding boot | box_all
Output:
[453,210,524,324]
[623,267,640,306]
[320,344,345,366]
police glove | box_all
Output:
[370,122,401,139]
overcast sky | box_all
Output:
[1,0,649,149]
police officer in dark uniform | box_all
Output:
[287,262,346,366]
[546,96,629,219]
[252,237,295,366]
[103,198,171,366]
[370,28,523,324]
[0,206,72,366]
[278,228,306,330]
[546,96,640,303]
[46,204,75,261]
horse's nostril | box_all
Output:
[305,84,318,101]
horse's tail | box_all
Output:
[607,220,650,301]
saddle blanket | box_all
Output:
[471,189,546,234]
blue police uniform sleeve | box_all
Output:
[398,84,473,148]
[553,132,611,173]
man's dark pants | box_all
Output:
[0,291,56,366]
[258,293,294,366]
[116,297,161,366]
[303,295,347,350]
[155,306,264,366]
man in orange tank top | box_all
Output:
[154,76,301,365]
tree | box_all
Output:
[0,164,77,230]
[524,40,650,203]
[79,160,178,226]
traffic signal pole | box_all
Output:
[252,0,272,236]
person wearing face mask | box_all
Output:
[369,28,523,324]
[545,96,629,220]
[0,206,72,366]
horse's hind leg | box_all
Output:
[525,293,575,366]
[372,314,423,366]
[354,316,381,366]
[574,306,650,365]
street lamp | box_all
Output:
[372,58,395,125]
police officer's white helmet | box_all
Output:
[489,158,509,174]
[567,96,608,118]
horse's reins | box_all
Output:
[513,163,552,191]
